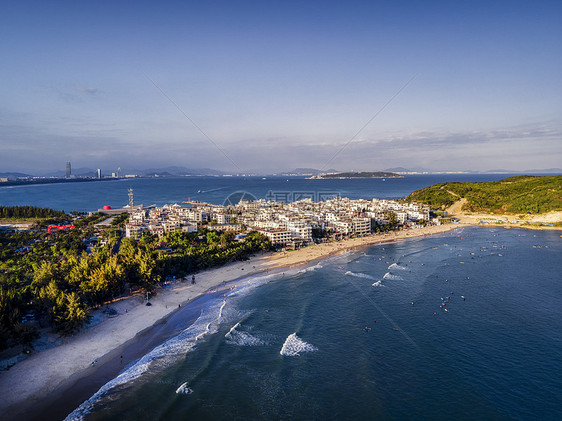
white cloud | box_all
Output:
[75,85,99,95]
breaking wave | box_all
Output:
[225,321,267,346]
[65,270,287,420]
[383,272,403,281]
[65,298,230,420]
[280,333,317,356]
[175,382,193,395]
[296,262,324,275]
[372,280,384,287]
[224,272,281,298]
[388,263,408,271]
[344,271,377,281]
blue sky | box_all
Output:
[1,0,561,174]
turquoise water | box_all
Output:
[67,227,562,420]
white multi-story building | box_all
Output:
[330,219,353,235]
[125,223,145,239]
[286,220,313,242]
[181,223,198,233]
[352,217,371,236]
[257,229,292,245]
[207,223,242,232]
[215,213,232,224]
[123,196,433,245]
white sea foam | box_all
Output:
[225,321,241,337]
[383,272,403,281]
[371,280,384,287]
[344,271,377,281]
[65,298,230,421]
[65,263,326,419]
[175,382,193,395]
[225,321,267,346]
[226,327,267,346]
[280,333,317,356]
[388,263,408,271]
[296,262,324,274]
[225,272,281,298]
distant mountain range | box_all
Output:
[0,172,31,179]
[136,166,228,176]
[290,167,562,175]
[4,166,561,179]
[43,168,97,177]
[385,168,562,174]
[280,168,339,176]
[383,167,430,173]
[41,166,229,177]
[485,168,562,174]
[311,171,402,179]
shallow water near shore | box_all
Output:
[65,227,562,420]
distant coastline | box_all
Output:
[0,177,120,188]
[308,171,403,179]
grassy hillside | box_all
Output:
[406,175,562,214]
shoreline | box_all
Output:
[0,257,282,421]
[32,292,217,421]
[0,223,501,419]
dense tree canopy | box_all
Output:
[0,206,67,222]
[0,207,271,349]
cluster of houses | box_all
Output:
[124,197,433,248]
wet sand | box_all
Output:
[0,224,461,420]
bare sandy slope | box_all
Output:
[0,224,459,418]
[445,199,562,228]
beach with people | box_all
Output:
[0,223,460,420]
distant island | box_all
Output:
[309,171,402,179]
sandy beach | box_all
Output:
[0,223,461,419]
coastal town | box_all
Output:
[2,181,560,419]
[123,196,434,247]
[2,0,560,418]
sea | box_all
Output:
[2,175,561,420]
[61,227,562,421]
[0,173,537,213]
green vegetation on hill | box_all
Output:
[406,175,562,214]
